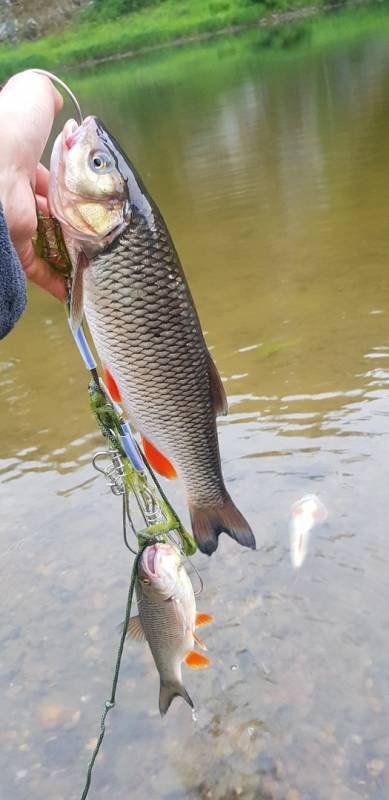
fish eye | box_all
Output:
[89,151,113,173]
[142,577,151,585]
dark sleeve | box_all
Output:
[0,204,27,339]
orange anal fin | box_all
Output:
[184,650,210,669]
[102,367,122,403]
[193,631,207,651]
[196,612,214,628]
[141,436,177,479]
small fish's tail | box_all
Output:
[159,680,194,716]
[189,493,256,556]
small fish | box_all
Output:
[127,542,213,715]
[289,494,328,568]
[48,116,256,557]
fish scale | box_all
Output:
[83,208,225,508]
[135,577,195,675]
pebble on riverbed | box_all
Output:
[37,703,81,730]
[285,790,301,800]
[367,758,385,777]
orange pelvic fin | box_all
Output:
[184,650,210,669]
[102,367,122,403]
[141,436,177,479]
[196,612,214,628]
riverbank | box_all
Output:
[1,0,389,84]
[0,0,338,82]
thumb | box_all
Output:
[22,244,68,302]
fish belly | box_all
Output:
[83,214,225,508]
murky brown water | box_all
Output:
[2,14,389,800]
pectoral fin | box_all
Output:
[69,251,88,331]
[126,615,146,642]
[141,436,177,479]
[185,650,210,669]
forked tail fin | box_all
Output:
[189,494,256,556]
[159,680,194,716]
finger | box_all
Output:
[6,70,63,112]
[24,254,67,302]
[53,86,63,113]
[5,183,37,247]
[0,72,63,173]
[35,194,49,216]
[35,163,50,198]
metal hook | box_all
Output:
[32,69,83,125]
[162,531,203,595]
[92,451,110,476]
[185,556,204,597]
[92,450,126,496]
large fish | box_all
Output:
[128,542,213,715]
[49,116,256,556]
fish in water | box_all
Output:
[127,542,213,715]
[289,494,327,568]
[48,116,256,556]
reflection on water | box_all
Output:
[2,11,389,800]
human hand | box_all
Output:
[0,70,67,301]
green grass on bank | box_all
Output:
[0,0,324,82]
[66,1,389,102]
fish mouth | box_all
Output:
[63,118,79,149]
[142,545,158,579]
[140,543,177,580]
[63,115,95,150]
[48,118,82,223]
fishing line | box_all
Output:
[32,69,83,125]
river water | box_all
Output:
[2,9,389,800]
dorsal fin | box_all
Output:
[207,351,228,416]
